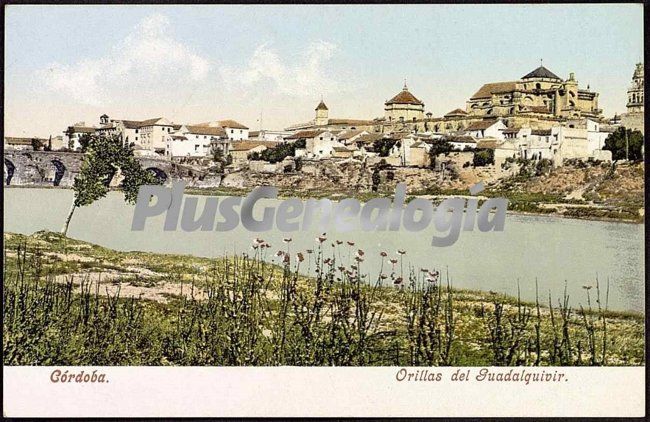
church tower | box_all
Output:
[315,100,329,126]
[626,63,644,114]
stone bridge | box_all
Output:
[3,150,220,188]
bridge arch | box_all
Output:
[4,158,15,185]
[146,167,168,183]
[50,159,67,186]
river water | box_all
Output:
[3,188,645,313]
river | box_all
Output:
[3,187,645,313]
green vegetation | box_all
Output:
[472,149,494,167]
[427,140,454,168]
[249,139,306,163]
[3,232,644,366]
[372,138,398,157]
[604,127,644,161]
[62,134,160,236]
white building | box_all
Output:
[138,118,177,154]
[62,123,96,150]
[464,119,507,140]
[166,125,228,159]
[249,130,292,142]
[195,120,250,141]
[287,130,345,159]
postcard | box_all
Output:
[2,3,646,418]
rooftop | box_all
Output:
[470,82,518,100]
[521,65,561,81]
[385,84,424,106]
[185,125,227,137]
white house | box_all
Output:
[62,123,96,150]
[195,120,250,141]
[464,119,507,140]
[138,118,177,154]
[288,130,344,159]
[166,125,228,159]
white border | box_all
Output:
[3,366,646,417]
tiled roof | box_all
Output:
[286,130,328,139]
[230,141,277,151]
[186,125,227,136]
[476,138,500,149]
[356,133,384,144]
[444,108,468,117]
[386,87,423,105]
[338,129,366,140]
[466,120,500,131]
[138,118,164,127]
[121,120,142,129]
[470,82,518,100]
[522,65,561,80]
[218,120,249,129]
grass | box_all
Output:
[3,231,644,366]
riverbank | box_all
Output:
[6,183,643,224]
[3,231,644,366]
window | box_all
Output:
[320,137,323,140]
[195,145,199,151]
[231,129,234,134]
[240,130,243,134]
[135,129,139,134]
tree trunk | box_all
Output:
[61,201,77,236]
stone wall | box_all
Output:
[3,150,221,188]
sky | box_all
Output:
[4,4,644,138]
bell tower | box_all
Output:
[315,99,329,126]
[626,63,644,114]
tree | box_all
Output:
[428,140,454,168]
[251,139,306,163]
[31,138,44,151]
[78,133,92,152]
[61,134,160,236]
[603,127,644,161]
[211,144,224,163]
[472,149,494,167]
[372,138,397,157]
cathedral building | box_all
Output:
[466,65,601,120]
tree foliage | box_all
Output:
[63,134,160,234]
[472,148,495,167]
[372,138,397,157]
[31,138,44,151]
[428,140,454,168]
[603,127,644,161]
[249,139,306,163]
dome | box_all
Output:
[386,84,423,106]
[521,65,561,81]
